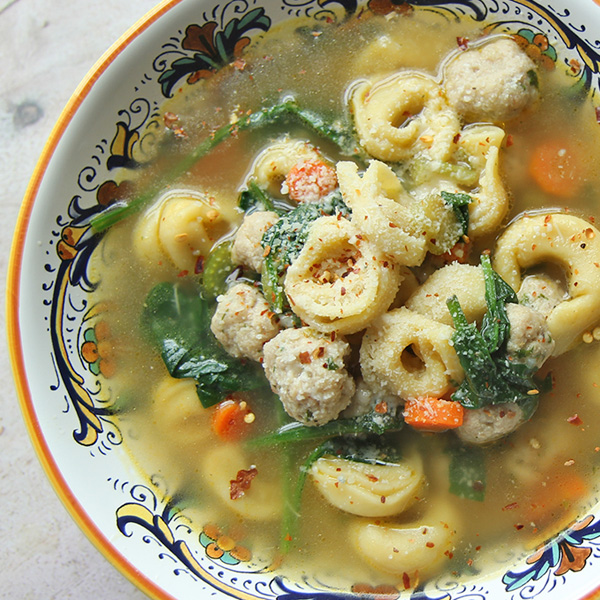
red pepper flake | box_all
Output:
[503,502,519,511]
[340,286,347,296]
[453,132,461,144]
[506,134,514,147]
[457,36,469,50]
[177,270,189,278]
[426,542,435,548]
[299,351,311,364]
[402,572,411,590]
[444,550,454,559]
[230,467,258,500]
[514,523,524,530]
[467,559,473,567]
[380,495,386,504]
[375,401,388,414]
[567,414,583,426]
[366,474,379,482]
[194,256,205,275]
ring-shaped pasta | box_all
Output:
[360,307,463,398]
[351,71,460,163]
[202,445,281,521]
[493,213,600,355]
[310,452,424,517]
[284,216,403,334]
[248,137,322,197]
[133,189,233,272]
[405,263,486,325]
[458,125,508,236]
[337,160,428,266]
[349,500,460,579]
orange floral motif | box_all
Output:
[81,320,116,378]
[200,523,252,565]
[512,29,556,71]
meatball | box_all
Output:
[341,378,402,419]
[517,274,565,318]
[443,38,539,123]
[262,327,355,426]
[210,283,280,361]
[505,303,555,371]
[231,210,279,273]
[456,403,525,445]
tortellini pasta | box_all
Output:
[133,189,232,272]
[202,445,281,521]
[310,453,424,517]
[249,137,322,197]
[336,160,428,266]
[458,125,508,236]
[405,263,486,325]
[151,377,211,446]
[360,307,464,399]
[493,213,600,355]
[284,215,403,334]
[350,501,460,579]
[351,71,460,163]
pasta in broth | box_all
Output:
[96,7,600,590]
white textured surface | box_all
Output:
[0,1,157,598]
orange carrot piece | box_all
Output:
[285,159,338,203]
[403,397,464,432]
[212,397,254,441]
[529,139,585,198]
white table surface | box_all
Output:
[0,1,160,598]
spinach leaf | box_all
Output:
[238,181,277,213]
[441,190,472,238]
[447,255,550,410]
[479,254,517,352]
[91,98,360,233]
[247,410,403,448]
[447,443,486,502]
[261,191,351,313]
[142,282,268,407]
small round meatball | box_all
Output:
[231,211,279,273]
[505,303,555,371]
[456,403,525,445]
[210,283,280,361]
[341,378,402,419]
[517,274,566,318]
[262,327,355,426]
[443,38,539,123]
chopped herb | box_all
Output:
[325,358,339,370]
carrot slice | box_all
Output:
[529,139,585,198]
[285,159,338,203]
[403,397,464,432]
[212,397,254,440]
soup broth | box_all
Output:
[95,6,600,589]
